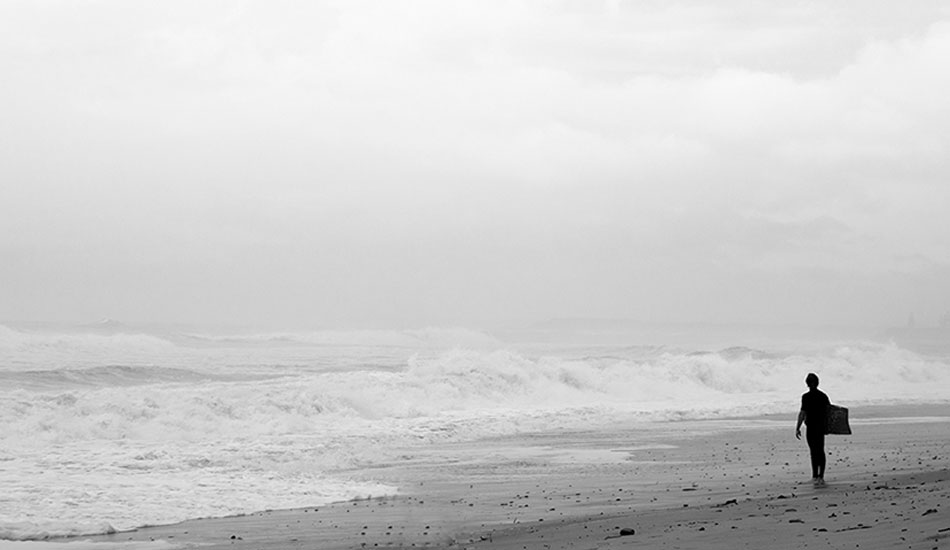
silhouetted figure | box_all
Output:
[795,372,830,485]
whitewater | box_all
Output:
[1,322,948,541]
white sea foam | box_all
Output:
[1,323,948,540]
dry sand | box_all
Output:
[72,404,949,550]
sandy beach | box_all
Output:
[54,404,948,550]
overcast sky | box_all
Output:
[2,1,949,330]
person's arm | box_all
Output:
[796,410,805,440]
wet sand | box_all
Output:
[74,404,950,550]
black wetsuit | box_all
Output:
[801,388,830,479]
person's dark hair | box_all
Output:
[805,373,819,388]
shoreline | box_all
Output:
[8,402,950,549]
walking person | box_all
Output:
[795,372,830,485]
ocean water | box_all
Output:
[1,322,948,541]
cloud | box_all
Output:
[1,1,949,326]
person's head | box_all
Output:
[805,373,819,389]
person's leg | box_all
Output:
[806,428,825,480]
[805,428,825,479]
[807,441,819,479]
